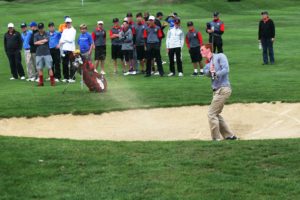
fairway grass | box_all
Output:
[0,137,299,200]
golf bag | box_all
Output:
[72,53,107,93]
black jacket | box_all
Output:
[4,30,23,53]
[258,18,275,40]
[29,29,39,53]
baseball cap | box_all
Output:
[20,22,27,28]
[126,12,133,17]
[136,12,143,18]
[97,21,104,25]
[113,18,119,23]
[38,23,44,29]
[261,11,269,15]
[8,23,14,28]
[187,21,193,26]
[213,12,219,17]
[174,18,181,24]
[123,17,128,23]
[29,21,37,27]
[156,12,163,17]
[149,16,155,21]
[48,22,55,27]
[65,18,72,23]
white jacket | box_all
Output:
[60,27,76,51]
[166,27,184,49]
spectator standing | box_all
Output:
[258,11,275,65]
[166,18,184,77]
[34,23,55,86]
[4,23,26,80]
[119,19,134,75]
[135,13,147,73]
[48,22,62,82]
[29,21,39,81]
[59,17,76,83]
[20,22,35,81]
[185,21,204,76]
[206,12,225,53]
[92,21,106,74]
[110,18,124,74]
[78,24,94,61]
[144,16,164,77]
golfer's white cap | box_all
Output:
[8,23,14,28]
[149,16,155,21]
[97,21,104,25]
[65,17,72,23]
[123,17,128,22]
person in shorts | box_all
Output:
[92,21,106,74]
[110,18,124,74]
[119,19,134,75]
[34,23,54,86]
[185,21,204,76]
[78,24,94,61]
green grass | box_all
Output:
[1,1,300,199]
[0,136,299,200]
[0,0,299,117]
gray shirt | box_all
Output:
[119,28,133,50]
[34,32,50,56]
[203,53,231,90]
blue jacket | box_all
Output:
[21,30,32,50]
[203,53,231,90]
[48,31,61,49]
[77,32,93,53]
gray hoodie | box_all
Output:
[119,28,133,50]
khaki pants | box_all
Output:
[24,50,37,79]
[208,87,234,140]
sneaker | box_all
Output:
[61,79,68,83]
[100,71,106,75]
[20,76,26,80]
[225,135,238,140]
[154,71,160,76]
[167,72,175,77]
[35,78,39,82]
[46,77,50,81]
[178,72,183,77]
[129,70,137,75]
[9,77,16,80]
[55,79,60,82]
[30,77,36,81]
[191,72,198,76]
[123,71,130,76]
[162,61,167,65]
[68,79,75,83]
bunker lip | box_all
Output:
[0,102,299,141]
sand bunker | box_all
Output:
[0,103,299,141]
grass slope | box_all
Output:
[0,137,299,200]
[0,0,299,117]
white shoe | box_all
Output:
[26,78,31,81]
[168,72,174,77]
[129,71,137,75]
[55,79,60,82]
[9,77,16,80]
[61,79,68,83]
[68,79,75,83]
[20,76,26,80]
[154,71,160,76]
[30,77,35,81]
[123,71,130,76]
[100,71,106,75]
[46,77,50,81]
[162,61,167,65]
[178,72,183,77]
[35,78,39,82]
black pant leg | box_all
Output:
[154,47,163,75]
[168,48,175,74]
[51,48,61,79]
[62,53,70,80]
[7,53,18,78]
[146,45,153,75]
[175,47,183,73]
[15,51,25,77]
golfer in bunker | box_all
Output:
[201,43,237,141]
